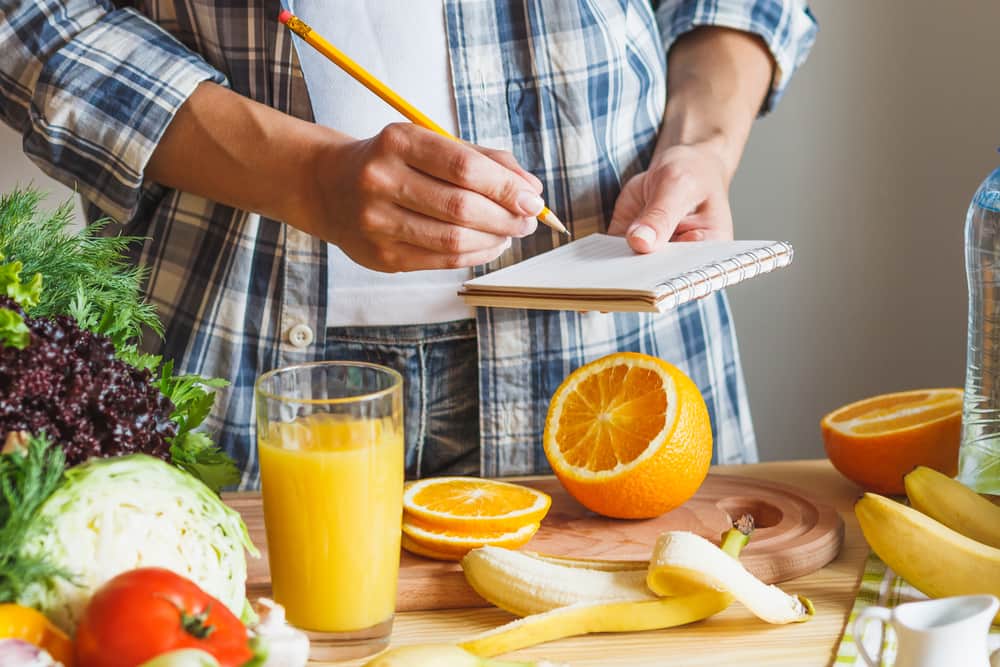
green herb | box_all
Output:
[0,253,42,311]
[115,343,165,374]
[0,309,29,350]
[156,360,239,492]
[170,432,241,494]
[0,433,70,603]
[0,189,161,348]
[0,251,40,350]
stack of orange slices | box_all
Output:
[401,477,552,561]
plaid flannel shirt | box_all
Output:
[0,0,816,487]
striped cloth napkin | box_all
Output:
[835,553,1000,665]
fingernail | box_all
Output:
[517,191,545,216]
[628,224,657,247]
[519,217,538,237]
[502,236,513,250]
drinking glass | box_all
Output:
[255,361,404,661]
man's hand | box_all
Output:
[295,123,542,272]
[608,142,733,253]
[607,27,773,254]
[148,84,544,273]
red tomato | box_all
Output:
[74,568,253,667]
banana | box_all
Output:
[363,643,565,666]
[904,466,1000,549]
[523,553,648,572]
[646,532,812,624]
[459,518,812,656]
[855,492,1000,618]
[461,547,653,616]
[459,593,731,658]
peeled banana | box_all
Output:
[459,517,812,656]
[904,466,1000,549]
[461,547,652,616]
[855,492,1000,618]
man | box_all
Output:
[0,1,816,487]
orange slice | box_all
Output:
[402,477,551,532]
[401,520,540,561]
[543,352,712,519]
[821,388,963,494]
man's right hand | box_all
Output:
[292,123,543,272]
[148,84,542,273]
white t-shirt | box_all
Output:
[289,0,474,327]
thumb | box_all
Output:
[625,177,705,254]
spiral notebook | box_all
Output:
[459,234,794,313]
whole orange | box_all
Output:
[821,388,962,495]
[542,352,712,519]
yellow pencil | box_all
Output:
[278,9,568,236]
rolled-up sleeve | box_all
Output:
[0,0,226,221]
[656,0,818,112]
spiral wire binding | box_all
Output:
[654,242,793,310]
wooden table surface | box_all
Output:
[313,459,867,667]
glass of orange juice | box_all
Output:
[255,361,404,661]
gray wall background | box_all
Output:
[0,1,995,460]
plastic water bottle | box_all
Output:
[960,164,1000,493]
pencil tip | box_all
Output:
[540,209,569,236]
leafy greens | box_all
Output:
[0,252,42,350]
[0,188,239,492]
[0,433,69,604]
[0,189,160,347]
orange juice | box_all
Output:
[258,413,404,631]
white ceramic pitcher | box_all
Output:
[853,594,998,667]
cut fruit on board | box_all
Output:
[401,520,540,561]
[403,477,551,532]
[543,352,712,519]
[230,473,844,612]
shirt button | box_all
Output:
[288,323,314,348]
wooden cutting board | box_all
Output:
[226,473,844,613]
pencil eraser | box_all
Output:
[277,9,292,24]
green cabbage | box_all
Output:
[18,454,258,632]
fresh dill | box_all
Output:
[0,433,69,603]
[0,188,161,347]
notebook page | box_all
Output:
[464,234,786,297]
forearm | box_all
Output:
[148,82,538,272]
[657,27,774,182]
[146,82,347,231]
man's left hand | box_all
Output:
[608,142,734,253]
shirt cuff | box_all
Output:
[656,0,818,112]
[24,7,226,222]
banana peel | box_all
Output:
[647,532,813,624]
[459,593,732,657]
[460,516,812,656]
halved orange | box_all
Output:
[400,520,540,561]
[402,477,551,532]
[821,388,963,494]
[543,352,712,519]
